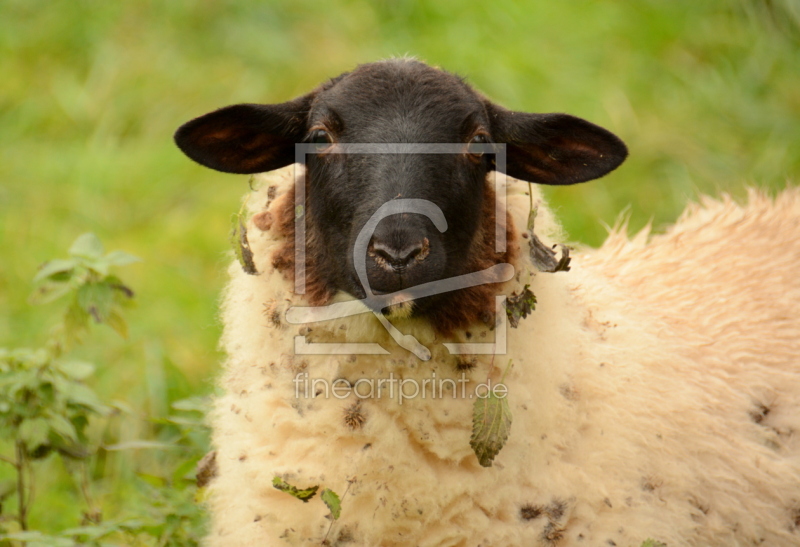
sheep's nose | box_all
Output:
[370,238,429,273]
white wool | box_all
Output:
[206,166,800,546]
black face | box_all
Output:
[174,59,628,313]
[301,63,492,302]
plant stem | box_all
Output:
[321,478,355,545]
[500,359,514,384]
[0,454,19,468]
[527,188,536,231]
[15,441,28,531]
[79,462,100,523]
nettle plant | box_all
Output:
[0,234,213,547]
[0,234,138,540]
[0,233,213,547]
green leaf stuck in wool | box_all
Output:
[470,360,514,467]
[230,201,257,275]
[528,231,571,273]
[321,488,342,519]
[504,285,536,328]
[272,476,319,503]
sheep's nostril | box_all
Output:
[371,238,430,272]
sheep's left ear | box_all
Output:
[174,92,315,174]
[486,102,628,185]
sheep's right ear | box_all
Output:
[174,93,314,174]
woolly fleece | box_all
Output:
[206,166,800,546]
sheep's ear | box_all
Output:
[174,93,314,174]
[486,103,628,185]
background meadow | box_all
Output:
[1,0,798,543]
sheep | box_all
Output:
[174,59,800,546]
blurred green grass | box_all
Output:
[0,0,798,532]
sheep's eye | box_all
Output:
[309,129,333,146]
[467,134,488,158]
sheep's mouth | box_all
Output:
[349,278,426,317]
[347,273,416,300]
[348,272,479,319]
[363,273,429,296]
[364,289,420,313]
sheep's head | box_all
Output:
[175,59,627,331]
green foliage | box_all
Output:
[641,539,668,547]
[470,360,514,467]
[0,235,208,546]
[117,475,206,547]
[30,233,137,348]
[0,348,110,460]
